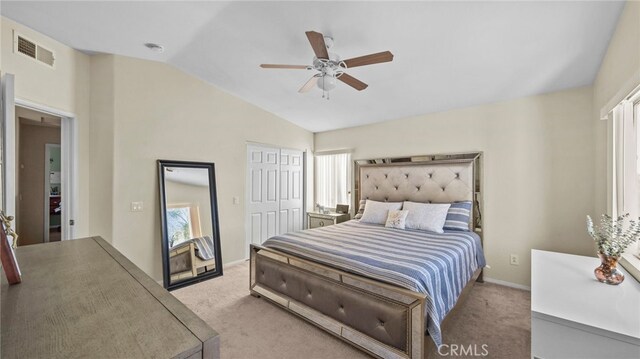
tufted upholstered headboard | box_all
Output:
[358,161,473,204]
[355,154,482,231]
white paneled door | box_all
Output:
[246,144,304,257]
[279,148,304,234]
[247,145,280,248]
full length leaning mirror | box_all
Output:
[158,160,223,290]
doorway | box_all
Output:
[3,74,78,246]
[16,107,62,245]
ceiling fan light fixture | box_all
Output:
[317,74,336,91]
[261,30,393,96]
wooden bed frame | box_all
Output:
[249,153,484,359]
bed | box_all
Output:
[169,236,217,281]
[250,154,484,359]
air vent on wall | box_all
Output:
[17,35,36,58]
[36,45,55,67]
[13,31,55,68]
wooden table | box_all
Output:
[1,237,220,358]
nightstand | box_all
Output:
[307,212,350,229]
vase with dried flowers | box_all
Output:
[586,213,640,285]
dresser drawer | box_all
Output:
[309,217,333,228]
[307,212,350,229]
[532,314,640,359]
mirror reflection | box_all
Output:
[159,161,222,289]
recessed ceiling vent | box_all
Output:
[13,31,55,68]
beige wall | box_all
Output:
[17,123,60,245]
[1,17,92,239]
[88,54,115,243]
[315,86,594,287]
[90,55,314,280]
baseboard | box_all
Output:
[483,277,531,291]
[224,258,249,268]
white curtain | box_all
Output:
[315,152,351,209]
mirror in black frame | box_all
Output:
[158,160,223,290]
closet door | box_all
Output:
[246,145,280,247]
[279,149,304,234]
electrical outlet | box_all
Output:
[130,201,144,212]
[510,254,519,266]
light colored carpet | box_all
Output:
[173,262,530,359]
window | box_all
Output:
[315,152,352,210]
[166,204,201,247]
[609,86,640,259]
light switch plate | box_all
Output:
[131,201,144,212]
[233,196,240,205]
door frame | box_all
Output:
[244,142,307,259]
[44,143,61,243]
[1,74,16,220]
[14,98,78,241]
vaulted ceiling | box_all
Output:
[1,1,625,132]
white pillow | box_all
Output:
[402,201,451,233]
[359,200,403,225]
[385,210,409,229]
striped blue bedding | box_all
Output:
[262,220,486,347]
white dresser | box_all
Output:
[531,250,640,359]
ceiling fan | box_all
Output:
[260,31,393,98]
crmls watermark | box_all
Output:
[437,344,489,357]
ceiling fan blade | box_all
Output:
[338,73,368,91]
[305,31,329,59]
[260,64,310,69]
[298,75,319,93]
[343,51,394,68]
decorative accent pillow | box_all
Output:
[359,200,403,225]
[402,201,451,233]
[385,210,409,229]
[444,201,473,231]
[354,199,366,220]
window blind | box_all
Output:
[315,152,351,209]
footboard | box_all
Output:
[249,245,426,359]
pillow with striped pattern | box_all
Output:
[354,199,366,220]
[443,201,473,231]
